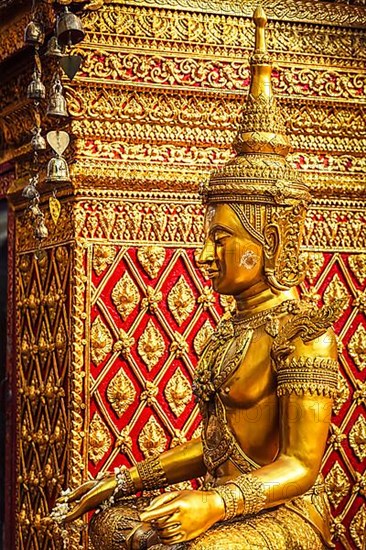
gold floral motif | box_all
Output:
[164,368,192,417]
[140,381,159,405]
[137,320,165,370]
[138,416,167,458]
[106,370,136,417]
[170,332,189,358]
[347,325,366,372]
[111,271,140,320]
[93,244,117,276]
[89,413,111,465]
[115,427,132,452]
[353,380,366,407]
[349,416,366,461]
[349,254,366,285]
[167,276,196,326]
[350,504,366,550]
[137,246,166,278]
[141,287,163,314]
[90,316,113,366]
[299,252,324,284]
[353,290,366,313]
[327,424,347,451]
[325,462,350,507]
[193,320,214,356]
[113,329,135,357]
[198,287,216,310]
[333,372,349,415]
[323,274,350,312]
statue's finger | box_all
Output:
[62,481,97,503]
[153,515,179,529]
[144,492,178,511]
[140,503,178,523]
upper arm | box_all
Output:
[276,328,338,478]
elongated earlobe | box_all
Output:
[263,224,290,291]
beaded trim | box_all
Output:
[136,458,168,491]
[113,466,135,500]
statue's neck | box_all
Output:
[234,283,298,317]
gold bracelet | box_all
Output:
[214,484,241,521]
[231,473,266,516]
[136,457,168,491]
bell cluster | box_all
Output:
[23,1,85,249]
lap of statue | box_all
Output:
[89,498,326,550]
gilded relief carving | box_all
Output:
[193,320,214,356]
[323,274,350,312]
[325,462,350,507]
[138,416,167,458]
[348,416,366,461]
[348,254,366,284]
[164,368,192,416]
[111,272,140,320]
[107,370,136,417]
[167,276,195,326]
[347,325,366,371]
[137,246,166,278]
[91,316,113,366]
[349,506,366,550]
[89,413,112,464]
[137,319,165,370]
[93,244,117,275]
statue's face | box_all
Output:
[198,203,264,295]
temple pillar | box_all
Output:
[0,1,365,549]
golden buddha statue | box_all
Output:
[53,8,342,549]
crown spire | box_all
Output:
[233,6,290,157]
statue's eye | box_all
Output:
[213,232,230,245]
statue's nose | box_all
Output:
[197,240,215,265]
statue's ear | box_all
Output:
[263,223,281,261]
[263,224,289,291]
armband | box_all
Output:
[213,484,241,520]
[136,457,168,491]
[276,356,338,397]
[231,473,267,516]
[215,473,266,520]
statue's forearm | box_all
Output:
[130,437,206,491]
[215,394,333,520]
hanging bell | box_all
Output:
[31,128,47,151]
[56,7,85,46]
[46,155,71,183]
[45,36,64,58]
[47,78,68,117]
[27,72,46,101]
[24,20,45,46]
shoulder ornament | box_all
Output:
[271,300,343,398]
[271,300,343,365]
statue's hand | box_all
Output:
[140,490,225,545]
[55,474,117,523]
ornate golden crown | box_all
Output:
[201,7,311,207]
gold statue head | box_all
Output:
[200,7,310,293]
